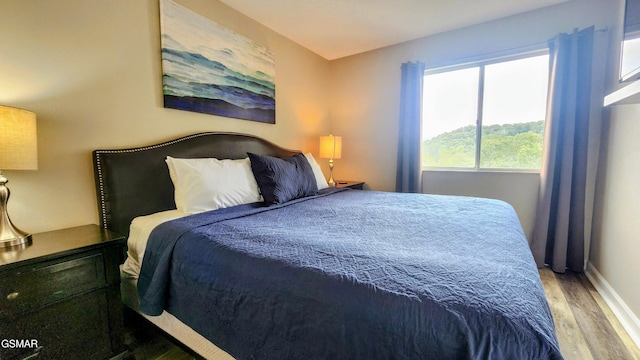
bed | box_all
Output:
[93,132,563,360]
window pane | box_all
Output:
[621,37,640,80]
[480,55,549,169]
[422,67,479,168]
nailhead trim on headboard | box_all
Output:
[93,133,218,230]
[92,132,299,235]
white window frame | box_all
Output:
[422,49,550,172]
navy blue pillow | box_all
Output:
[248,153,318,205]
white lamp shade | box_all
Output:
[319,135,342,159]
[0,106,37,170]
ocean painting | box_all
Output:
[159,0,275,123]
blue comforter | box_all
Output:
[138,189,562,359]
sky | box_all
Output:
[422,54,549,140]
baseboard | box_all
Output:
[585,262,640,348]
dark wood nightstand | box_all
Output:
[0,225,131,360]
[335,181,365,190]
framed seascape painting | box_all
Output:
[159,0,276,124]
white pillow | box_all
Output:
[305,153,329,190]
[166,156,261,213]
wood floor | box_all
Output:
[131,269,640,359]
[540,268,640,360]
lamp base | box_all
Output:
[327,158,336,187]
[0,173,33,248]
[0,232,32,249]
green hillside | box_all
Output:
[422,120,544,169]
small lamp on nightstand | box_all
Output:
[319,134,342,187]
[0,105,37,248]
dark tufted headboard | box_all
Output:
[92,132,299,237]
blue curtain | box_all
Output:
[396,61,425,193]
[531,27,594,273]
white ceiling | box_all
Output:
[219,0,569,60]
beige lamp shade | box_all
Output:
[0,106,37,170]
[319,135,342,159]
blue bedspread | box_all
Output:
[138,189,562,359]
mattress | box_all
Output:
[122,209,188,278]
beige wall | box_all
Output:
[329,0,617,241]
[423,171,540,239]
[587,0,640,343]
[0,0,330,233]
[591,104,640,339]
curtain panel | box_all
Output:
[396,61,425,193]
[531,26,596,273]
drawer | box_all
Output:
[0,253,106,318]
[0,289,112,360]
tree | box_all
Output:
[422,121,544,169]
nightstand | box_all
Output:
[335,181,365,190]
[0,225,131,360]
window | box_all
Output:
[422,53,549,170]
[621,36,640,81]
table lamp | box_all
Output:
[319,135,342,187]
[0,105,37,248]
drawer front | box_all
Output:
[0,289,112,360]
[0,253,106,318]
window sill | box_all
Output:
[422,168,541,174]
[604,79,640,106]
